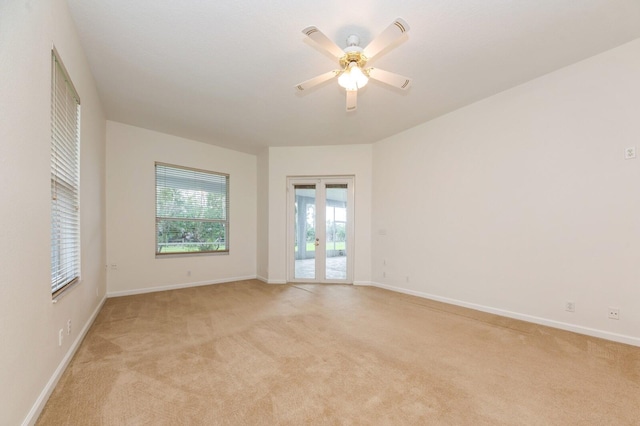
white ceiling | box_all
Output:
[66,0,640,154]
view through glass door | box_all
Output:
[288,177,354,283]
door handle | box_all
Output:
[315,238,320,247]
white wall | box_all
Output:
[106,122,257,295]
[2,5,637,423]
[267,145,372,284]
[372,39,640,345]
[0,0,107,424]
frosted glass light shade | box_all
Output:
[338,62,368,90]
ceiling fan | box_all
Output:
[295,18,412,111]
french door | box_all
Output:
[287,176,354,283]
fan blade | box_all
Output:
[367,68,412,90]
[295,70,340,91]
[346,89,357,111]
[363,18,410,60]
[302,26,345,59]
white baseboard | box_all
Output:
[255,275,288,284]
[107,275,258,298]
[368,281,640,348]
[22,296,107,426]
[353,281,373,286]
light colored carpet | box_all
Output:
[37,280,640,425]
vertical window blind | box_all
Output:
[155,163,229,255]
[51,48,81,296]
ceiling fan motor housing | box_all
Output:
[339,34,368,70]
[340,50,367,70]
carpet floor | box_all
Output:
[37,280,640,425]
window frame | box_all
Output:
[155,162,230,256]
[50,47,81,298]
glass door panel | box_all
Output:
[294,185,316,280]
[288,176,353,283]
[325,184,348,280]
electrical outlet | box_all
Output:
[187,270,191,276]
[382,271,386,278]
[608,307,620,320]
[67,319,71,335]
[565,301,575,312]
[58,329,63,346]
[625,147,636,159]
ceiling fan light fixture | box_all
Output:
[296,18,411,110]
[351,64,369,88]
[338,62,368,90]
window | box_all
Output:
[51,48,81,297]
[155,163,229,255]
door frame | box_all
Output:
[286,175,355,283]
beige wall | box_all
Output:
[267,145,372,284]
[0,0,107,424]
[106,122,257,296]
[372,39,640,345]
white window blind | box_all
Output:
[155,163,229,255]
[51,48,81,296]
